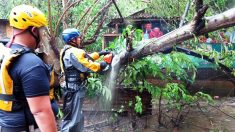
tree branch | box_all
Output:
[81,0,112,40]
[192,0,208,34]
[75,0,101,28]
[54,0,83,37]
[82,12,108,45]
[112,0,124,23]
[179,0,191,27]
[47,0,53,36]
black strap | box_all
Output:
[62,46,92,89]
[0,94,15,101]
[0,125,28,132]
[85,53,94,61]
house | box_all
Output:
[103,9,180,49]
[0,19,12,39]
[0,19,12,44]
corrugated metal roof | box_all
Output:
[107,9,180,27]
[126,9,158,19]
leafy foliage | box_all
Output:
[190,42,235,72]
[134,96,143,114]
[146,0,231,24]
[108,0,147,18]
[162,83,213,110]
[87,76,111,101]
[107,25,143,53]
[121,52,198,92]
[153,83,214,127]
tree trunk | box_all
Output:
[39,27,61,87]
[124,7,235,63]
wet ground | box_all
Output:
[146,97,235,132]
[81,97,235,132]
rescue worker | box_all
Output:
[60,28,112,132]
[0,5,57,132]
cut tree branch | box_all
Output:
[118,7,235,64]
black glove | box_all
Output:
[100,61,108,69]
[99,51,110,56]
[100,61,110,72]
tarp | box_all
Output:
[187,43,235,68]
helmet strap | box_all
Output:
[7,28,27,48]
[69,38,83,48]
[70,41,79,48]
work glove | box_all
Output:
[99,50,110,56]
[100,61,110,72]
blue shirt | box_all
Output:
[0,44,50,127]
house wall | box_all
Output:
[0,20,12,39]
[103,33,121,49]
[6,23,12,38]
[0,21,6,39]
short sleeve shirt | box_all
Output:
[0,44,50,127]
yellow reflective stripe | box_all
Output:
[60,48,65,73]
[0,100,12,112]
[49,68,55,100]
[70,47,101,72]
[60,46,69,73]
[49,88,54,100]
[89,52,99,60]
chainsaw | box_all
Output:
[102,53,114,72]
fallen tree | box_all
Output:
[125,2,235,62]
[39,0,235,85]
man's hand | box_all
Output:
[99,51,110,56]
[100,61,110,72]
[100,61,108,69]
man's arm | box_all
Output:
[27,95,57,132]
[69,48,101,72]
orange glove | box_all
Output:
[103,53,113,64]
